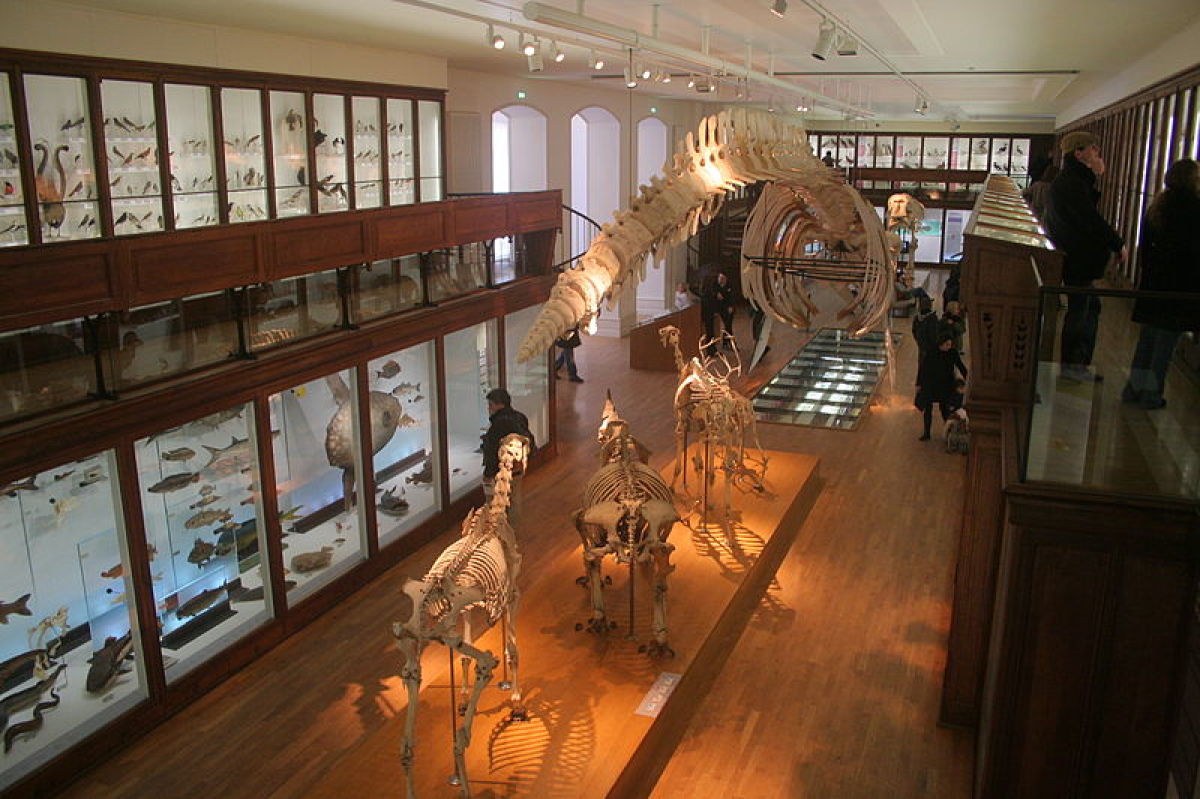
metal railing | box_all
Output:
[555,205,602,271]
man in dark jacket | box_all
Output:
[482,388,535,524]
[1043,130,1126,382]
[700,271,735,355]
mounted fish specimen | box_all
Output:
[230,580,295,603]
[189,494,221,509]
[85,633,134,693]
[148,472,200,493]
[1,664,66,753]
[187,538,216,566]
[160,447,196,462]
[378,487,409,517]
[291,546,333,573]
[404,459,433,487]
[391,381,421,398]
[0,649,52,688]
[0,594,32,624]
[323,374,403,511]
[175,584,230,619]
[1,476,37,497]
[185,508,233,529]
[199,436,263,481]
[375,359,402,380]
[78,467,107,487]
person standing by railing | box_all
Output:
[1121,158,1200,410]
[1044,131,1127,383]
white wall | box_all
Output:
[636,117,670,312]
[1057,18,1200,126]
[0,0,447,89]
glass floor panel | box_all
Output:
[753,328,888,430]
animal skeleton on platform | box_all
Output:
[574,395,679,657]
[391,434,529,799]
[659,325,768,526]
[517,108,895,364]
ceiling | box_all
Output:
[59,0,1200,122]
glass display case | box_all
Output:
[101,80,163,235]
[503,304,549,447]
[134,402,269,684]
[0,449,147,791]
[970,137,990,171]
[352,255,422,322]
[915,208,944,262]
[105,292,239,390]
[270,91,309,218]
[427,242,489,303]
[896,136,921,169]
[221,88,267,224]
[990,138,1011,174]
[366,343,440,548]
[949,137,969,170]
[351,96,382,210]
[922,136,948,169]
[0,319,94,423]
[0,74,28,247]
[443,321,498,502]
[386,98,414,206]
[416,100,441,202]
[491,236,529,285]
[1010,138,1031,182]
[856,135,876,169]
[312,94,348,213]
[245,269,342,352]
[268,369,364,602]
[23,74,100,242]
[836,134,855,169]
[165,84,218,229]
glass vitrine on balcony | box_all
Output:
[101,80,163,236]
[417,100,442,202]
[220,88,267,224]
[386,98,413,206]
[165,84,218,229]
[352,255,423,322]
[312,93,348,213]
[0,319,94,423]
[245,269,342,353]
[0,74,28,247]
[351,96,382,210]
[270,91,309,218]
[23,73,100,242]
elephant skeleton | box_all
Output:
[517,108,893,364]
[574,397,679,657]
[391,433,529,799]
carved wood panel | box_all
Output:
[372,207,448,258]
[0,246,120,326]
[269,218,368,279]
[128,231,259,306]
[450,198,509,242]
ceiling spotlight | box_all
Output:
[812,19,837,60]
[624,67,638,89]
[590,51,605,70]
[836,33,859,56]
[694,76,714,93]
[552,41,565,62]
[520,34,538,57]
[915,95,929,115]
[661,71,671,83]
[770,0,787,17]
[687,75,696,88]
[796,99,811,112]
[488,24,505,50]
[639,64,652,80]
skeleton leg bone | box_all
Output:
[447,637,496,799]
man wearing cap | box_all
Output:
[1044,130,1127,382]
[481,387,535,525]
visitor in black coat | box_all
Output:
[554,324,584,383]
[911,296,939,363]
[1044,130,1126,382]
[1121,158,1200,410]
[700,271,735,355]
[915,333,968,441]
[481,388,535,525]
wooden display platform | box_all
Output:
[302,449,819,798]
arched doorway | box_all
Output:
[491,104,547,192]
[570,106,622,334]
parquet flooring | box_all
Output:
[55,308,974,799]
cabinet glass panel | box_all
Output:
[444,320,499,502]
[221,88,267,224]
[990,138,1011,173]
[922,136,948,169]
[24,74,100,242]
[1010,138,1030,179]
[969,137,990,170]
[836,134,855,169]
[368,343,440,548]
[874,135,894,168]
[807,134,818,156]
[135,402,268,685]
[417,99,442,202]
[107,293,239,390]
[0,450,147,792]
[492,235,527,285]
[943,210,969,262]
[165,84,218,229]
[427,243,488,303]
[246,268,342,353]
[312,94,348,213]
[856,136,875,168]
[351,96,381,210]
[271,91,309,217]
[948,137,970,170]
[0,74,28,247]
[101,80,163,235]
[268,369,364,602]
[0,319,93,423]
[896,136,921,168]
[352,255,422,323]
[914,208,943,263]
[503,304,549,447]
[386,98,413,205]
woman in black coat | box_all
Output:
[1121,158,1200,410]
[915,332,968,441]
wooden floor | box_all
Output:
[55,308,974,799]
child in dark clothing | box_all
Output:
[940,300,966,354]
[916,333,968,441]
